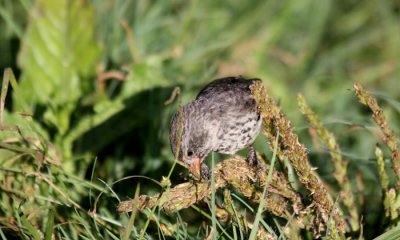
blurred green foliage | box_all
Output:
[1,0,400,239]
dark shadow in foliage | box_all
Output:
[75,86,182,198]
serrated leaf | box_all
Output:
[16,0,102,134]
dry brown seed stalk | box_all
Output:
[250,81,346,237]
[117,157,297,218]
[298,94,359,231]
[353,82,400,190]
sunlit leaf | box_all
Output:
[17,0,102,135]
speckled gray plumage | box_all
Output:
[169,76,262,179]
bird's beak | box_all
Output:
[189,157,201,179]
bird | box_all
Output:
[169,76,262,179]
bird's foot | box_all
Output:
[201,163,211,180]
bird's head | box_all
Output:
[169,109,208,178]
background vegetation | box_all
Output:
[1,0,400,239]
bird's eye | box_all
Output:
[187,151,193,157]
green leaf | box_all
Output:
[16,0,102,134]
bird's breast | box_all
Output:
[212,112,262,154]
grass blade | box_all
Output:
[249,131,279,239]
[374,226,400,240]
[124,184,140,240]
[21,215,41,240]
[0,68,10,124]
[45,209,55,240]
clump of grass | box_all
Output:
[0,69,134,239]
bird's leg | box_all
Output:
[247,145,258,167]
[200,162,211,180]
[247,145,267,171]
